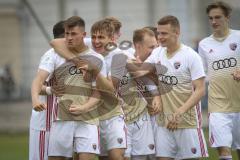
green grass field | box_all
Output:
[0,129,238,160]
[0,133,28,160]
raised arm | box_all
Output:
[126,61,155,78]
[50,38,76,60]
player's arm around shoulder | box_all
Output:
[50,38,76,60]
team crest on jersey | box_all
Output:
[191,147,197,154]
[209,49,213,53]
[117,138,123,144]
[174,62,181,69]
[229,43,237,51]
[92,144,97,150]
[148,144,155,150]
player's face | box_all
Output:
[91,31,113,54]
[136,35,158,61]
[157,24,179,48]
[208,8,229,33]
[65,26,86,50]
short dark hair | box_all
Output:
[64,16,85,30]
[52,20,65,38]
[206,1,232,17]
[157,15,180,30]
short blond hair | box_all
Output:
[104,17,122,33]
[91,20,115,38]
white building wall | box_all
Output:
[65,0,102,36]
[19,0,59,97]
[0,0,239,98]
[108,0,148,41]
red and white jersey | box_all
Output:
[198,29,240,113]
[30,48,106,129]
[108,48,147,124]
[98,48,127,121]
[30,48,60,131]
[145,44,205,128]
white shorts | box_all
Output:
[48,121,99,157]
[150,115,157,131]
[154,126,208,159]
[209,112,240,149]
[125,112,155,157]
[29,129,49,160]
[99,115,127,156]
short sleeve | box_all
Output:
[198,43,208,75]
[189,51,206,81]
[145,48,159,64]
[38,49,56,74]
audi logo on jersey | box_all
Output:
[174,62,181,69]
[158,74,178,85]
[212,57,237,71]
[229,43,237,51]
[68,66,83,75]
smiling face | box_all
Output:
[208,8,229,34]
[90,20,115,55]
[91,31,114,54]
[157,24,179,49]
[135,34,158,61]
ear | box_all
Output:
[175,28,180,37]
[110,35,115,42]
[226,15,230,22]
[83,32,87,37]
[134,43,140,50]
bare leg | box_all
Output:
[108,148,125,160]
[48,156,68,160]
[78,153,96,160]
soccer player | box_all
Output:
[29,20,65,160]
[148,15,208,160]
[50,19,127,160]
[31,16,106,160]
[91,21,161,160]
[132,28,162,160]
[86,19,128,160]
[198,1,240,159]
[120,28,160,160]
[87,23,161,160]
[128,15,208,160]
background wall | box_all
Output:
[0,0,239,100]
[0,0,240,131]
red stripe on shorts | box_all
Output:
[39,131,46,160]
